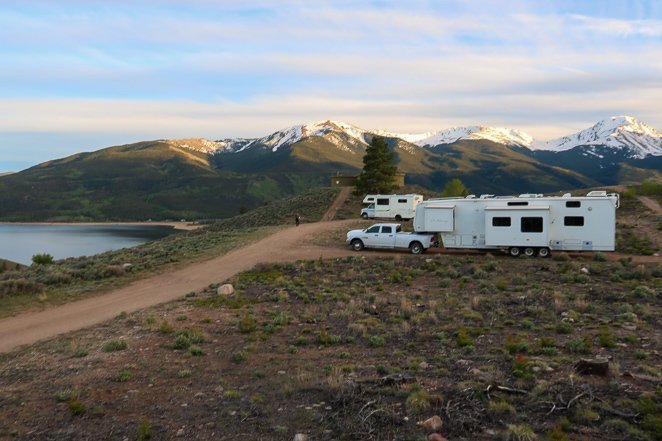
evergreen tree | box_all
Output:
[440,178,469,197]
[355,136,397,194]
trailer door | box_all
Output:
[485,207,549,247]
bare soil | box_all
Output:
[0,251,659,441]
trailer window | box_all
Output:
[521,217,543,233]
[565,201,581,208]
[377,198,389,206]
[508,201,528,206]
[397,199,407,203]
[564,216,584,226]
[492,217,511,227]
[366,226,380,233]
[381,226,392,234]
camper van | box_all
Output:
[413,191,619,257]
[361,194,424,221]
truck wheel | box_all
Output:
[509,247,521,257]
[350,239,364,251]
[395,215,402,221]
[524,247,535,257]
[409,242,423,255]
[361,213,368,219]
[538,247,550,258]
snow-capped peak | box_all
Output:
[247,120,372,152]
[532,116,662,158]
[402,126,534,148]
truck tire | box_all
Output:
[350,239,364,251]
[538,247,550,258]
[409,242,423,255]
[524,247,535,257]
[509,247,521,257]
[361,213,368,219]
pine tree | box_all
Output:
[440,178,469,197]
[355,136,397,194]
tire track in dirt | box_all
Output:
[0,219,357,354]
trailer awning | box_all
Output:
[484,206,549,211]
[423,204,455,209]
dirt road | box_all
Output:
[0,219,358,353]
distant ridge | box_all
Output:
[167,116,661,159]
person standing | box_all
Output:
[295,213,300,226]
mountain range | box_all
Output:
[0,116,659,221]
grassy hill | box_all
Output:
[0,141,334,221]
[409,140,596,194]
[0,134,648,222]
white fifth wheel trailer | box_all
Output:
[413,191,619,257]
[361,194,424,220]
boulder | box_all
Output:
[217,284,235,296]
[417,415,443,432]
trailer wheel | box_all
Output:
[538,247,550,258]
[409,242,423,255]
[524,247,536,257]
[395,215,402,221]
[361,213,368,219]
[350,239,364,251]
[509,247,521,257]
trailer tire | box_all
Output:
[361,213,368,219]
[350,239,364,251]
[395,215,402,221]
[524,247,535,257]
[509,247,521,257]
[538,247,550,258]
[409,242,423,255]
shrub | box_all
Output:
[456,328,474,347]
[368,335,386,348]
[405,386,431,414]
[555,322,574,334]
[68,399,86,416]
[159,320,174,334]
[102,339,127,352]
[137,419,153,440]
[31,253,54,265]
[231,351,247,363]
[238,313,258,333]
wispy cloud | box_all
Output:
[0,0,660,170]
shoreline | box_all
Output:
[0,221,203,231]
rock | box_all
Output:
[575,358,609,376]
[580,267,589,274]
[419,361,430,369]
[427,434,448,441]
[293,434,308,441]
[176,428,185,437]
[217,284,235,296]
[417,415,443,432]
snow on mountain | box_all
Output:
[400,126,534,148]
[168,116,660,159]
[531,116,662,158]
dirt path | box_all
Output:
[0,219,357,354]
[637,196,662,215]
[320,187,352,221]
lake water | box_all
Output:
[0,224,177,265]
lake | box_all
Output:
[0,224,177,265]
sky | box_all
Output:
[0,0,660,172]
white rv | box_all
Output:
[361,194,424,221]
[413,191,619,257]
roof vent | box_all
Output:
[587,191,607,197]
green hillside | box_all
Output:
[0,134,633,222]
[410,140,596,194]
[0,141,324,221]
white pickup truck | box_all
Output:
[346,223,437,254]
